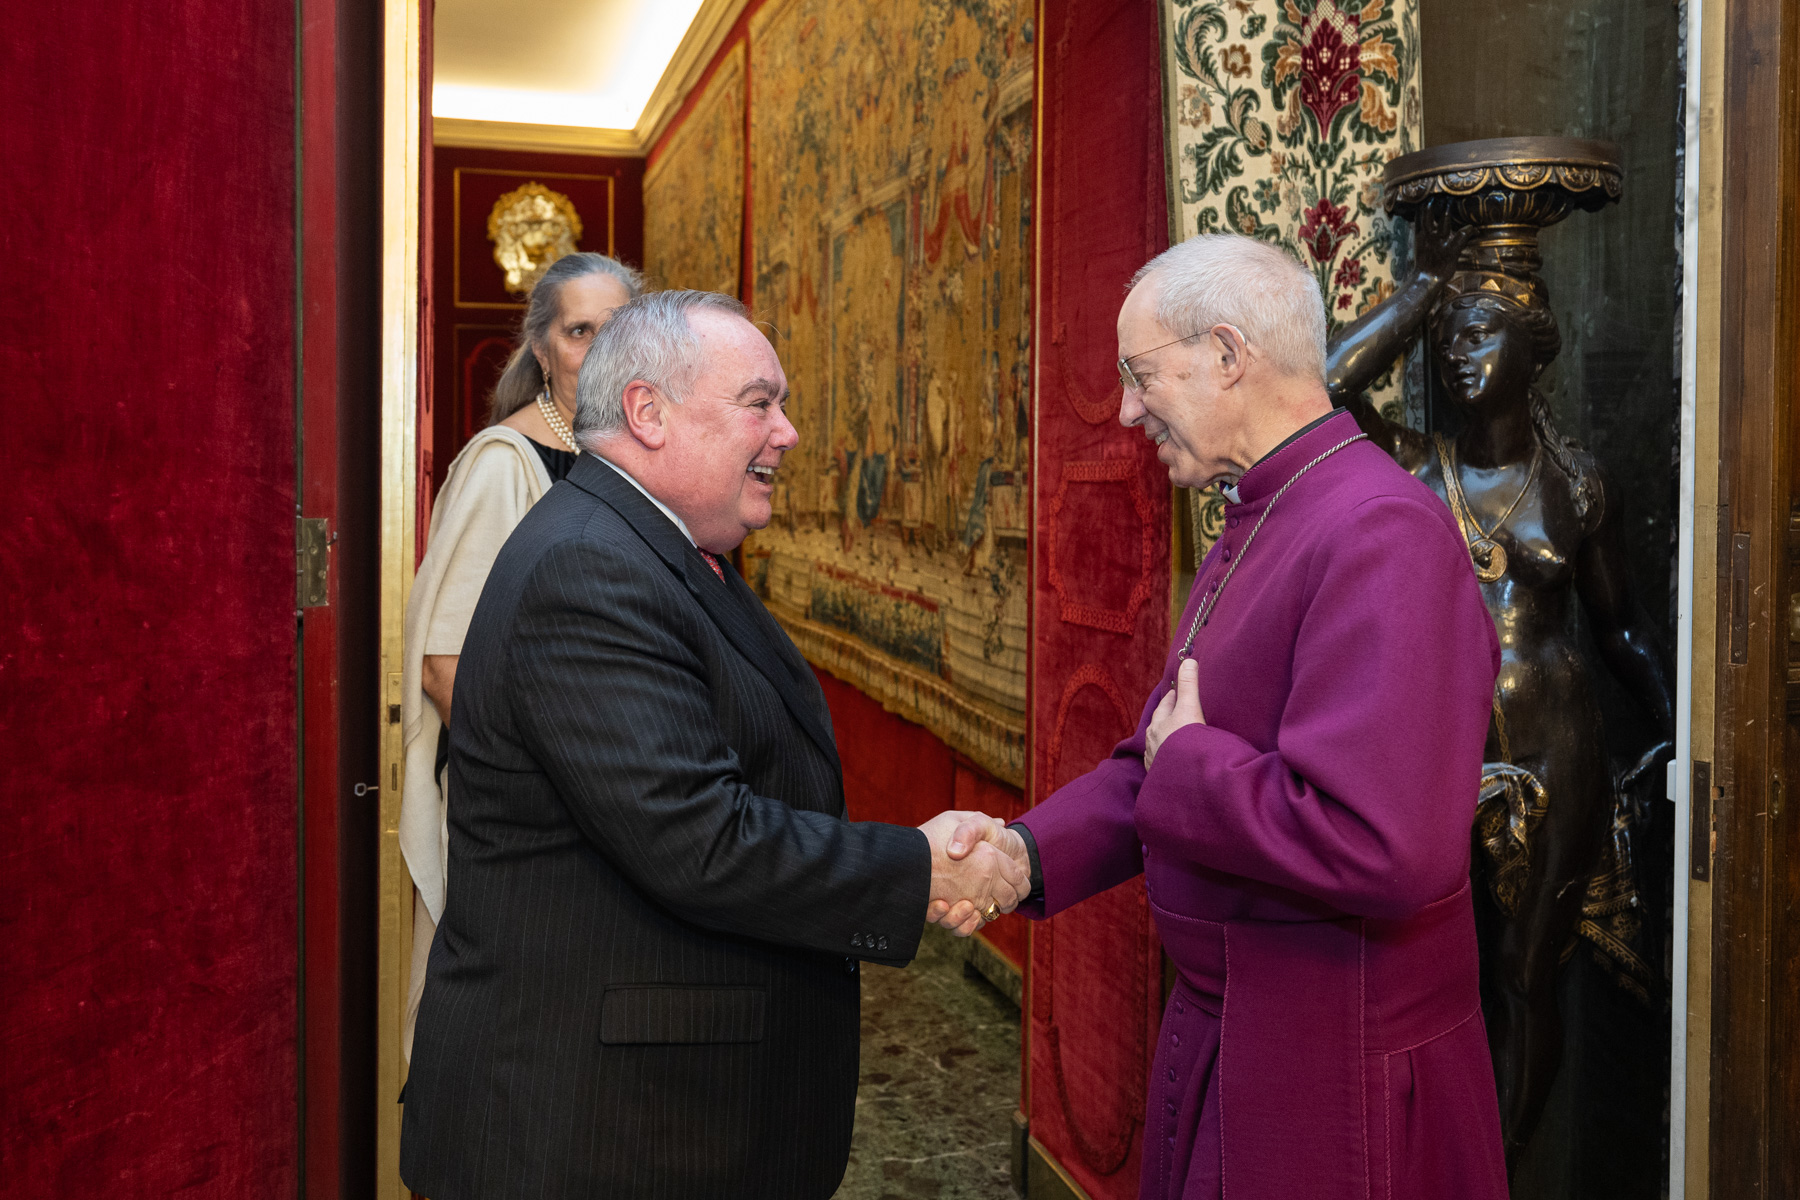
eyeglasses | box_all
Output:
[1116,325,1253,394]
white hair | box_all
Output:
[1130,234,1327,381]
[573,289,749,448]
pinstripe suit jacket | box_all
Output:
[400,454,930,1200]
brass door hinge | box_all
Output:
[297,517,331,608]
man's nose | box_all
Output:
[1118,384,1147,428]
[771,404,800,450]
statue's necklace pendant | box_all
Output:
[1468,536,1508,583]
[1435,434,1536,587]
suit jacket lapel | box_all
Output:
[684,560,843,778]
[569,456,843,775]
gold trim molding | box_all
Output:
[430,0,753,159]
[766,604,1027,788]
[638,0,753,154]
[433,117,639,155]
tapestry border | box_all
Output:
[769,604,1027,788]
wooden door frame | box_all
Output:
[1697,0,1800,1193]
[376,0,423,1194]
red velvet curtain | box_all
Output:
[0,0,302,1193]
[1028,0,1172,1194]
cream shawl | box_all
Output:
[399,425,555,924]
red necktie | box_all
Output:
[697,549,726,582]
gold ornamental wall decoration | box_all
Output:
[486,182,583,294]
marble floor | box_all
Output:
[834,929,1021,1200]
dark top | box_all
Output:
[401,453,929,1200]
[528,437,578,483]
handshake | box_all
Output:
[917,811,1032,937]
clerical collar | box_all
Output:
[1222,407,1348,504]
[596,455,696,546]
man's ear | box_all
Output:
[621,380,666,449]
[1212,323,1250,389]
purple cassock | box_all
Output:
[1017,411,1509,1200]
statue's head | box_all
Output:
[1430,276,1560,410]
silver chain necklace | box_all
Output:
[1178,433,1368,658]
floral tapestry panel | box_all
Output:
[744,0,1035,784]
[1161,0,1421,550]
[645,42,746,294]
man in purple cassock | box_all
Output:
[942,234,1509,1199]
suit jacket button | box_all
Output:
[851,932,864,948]
[845,958,859,976]
[877,935,889,951]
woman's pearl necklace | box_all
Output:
[537,391,580,454]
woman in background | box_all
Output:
[398,252,643,1057]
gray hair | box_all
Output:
[1130,234,1327,380]
[574,289,750,448]
[488,252,646,423]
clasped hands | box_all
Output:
[913,662,1205,937]
[917,811,1030,937]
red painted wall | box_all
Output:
[427,145,645,500]
[0,0,303,1193]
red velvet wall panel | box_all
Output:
[1028,1,1171,1195]
[427,145,645,502]
[0,0,301,1194]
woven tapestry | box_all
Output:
[741,0,1035,785]
[1159,0,1421,547]
[644,42,745,295]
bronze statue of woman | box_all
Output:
[1324,200,1674,1170]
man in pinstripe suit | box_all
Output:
[400,290,1026,1200]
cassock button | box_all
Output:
[1175,1000,1185,1015]
[1229,516,1240,528]
[1221,545,1232,561]
[1168,1067,1177,1082]
[1171,1033,1180,1047]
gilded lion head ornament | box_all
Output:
[487,183,584,295]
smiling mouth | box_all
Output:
[1153,431,1170,446]
[748,464,777,482]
